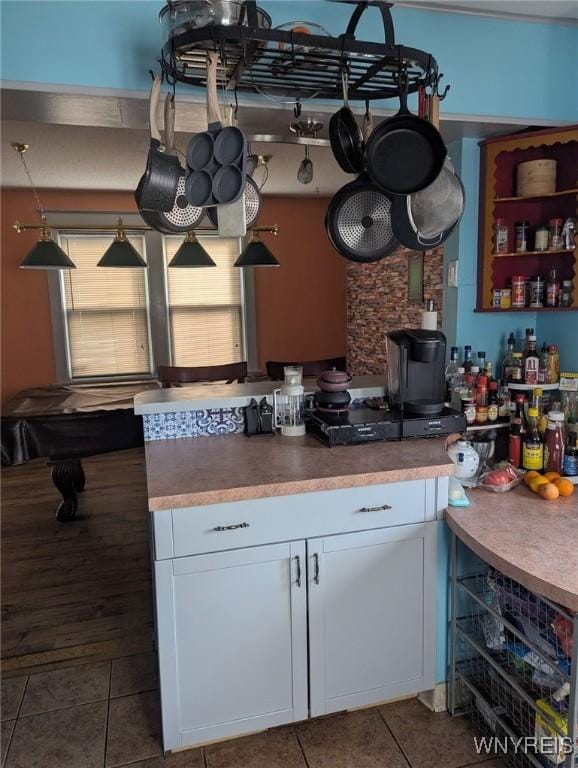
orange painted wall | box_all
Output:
[254,197,347,371]
[1,189,137,405]
[1,191,347,405]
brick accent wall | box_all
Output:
[346,245,444,375]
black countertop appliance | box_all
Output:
[386,329,446,416]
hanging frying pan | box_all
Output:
[365,69,447,195]
[325,175,398,263]
[135,75,181,212]
[137,94,205,234]
[329,71,364,174]
[207,176,261,230]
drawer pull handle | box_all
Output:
[213,522,250,532]
[357,504,392,513]
[313,553,320,585]
[295,555,302,588]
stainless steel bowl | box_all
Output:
[160,1,272,36]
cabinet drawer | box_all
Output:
[154,479,430,559]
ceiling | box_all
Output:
[395,0,578,21]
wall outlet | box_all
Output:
[448,260,458,287]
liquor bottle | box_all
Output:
[451,367,466,410]
[522,407,544,471]
[445,346,459,403]
[477,351,486,375]
[462,345,473,375]
[497,380,511,421]
[501,333,516,382]
[532,387,547,436]
[487,382,499,423]
[485,360,493,380]
[524,334,539,385]
[512,394,527,437]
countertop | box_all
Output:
[446,486,578,613]
[134,375,386,414]
[144,433,454,511]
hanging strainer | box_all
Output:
[410,158,464,238]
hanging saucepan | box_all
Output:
[137,94,205,233]
[365,68,447,195]
[325,174,398,263]
[135,76,181,212]
[207,175,261,229]
[391,157,465,250]
[329,70,364,175]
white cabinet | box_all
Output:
[152,478,444,751]
[155,541,308,750]
[307,523,436,717]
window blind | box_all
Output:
[164,236,244,367]
[60,234,152,378]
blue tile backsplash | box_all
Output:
[143,408,245,441]
[141,398,373,441]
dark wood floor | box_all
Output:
[1,449,154,677]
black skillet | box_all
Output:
[329,70,364,174]
[329,2,396,175]
[365,67,447,195]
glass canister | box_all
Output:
[273,366,306,437]
[534,224,549,251]
[515,221,530,253]
[529,276,545,308]
[511,275,527,308]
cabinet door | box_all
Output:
[308,523,436,717]
[154,541,308,750]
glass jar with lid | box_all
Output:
[534,224,549,251]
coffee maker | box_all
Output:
[386,329,447,416]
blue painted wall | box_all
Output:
[1,1,577,122]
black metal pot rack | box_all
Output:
[159,0,448,103]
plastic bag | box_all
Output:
[479,462,523,493]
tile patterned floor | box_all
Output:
[1,652,506,768]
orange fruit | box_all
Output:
[538,482,560,501]
[530,475,550,493]
[523,470,541,486]
[544,471,561,482]
[553,478,575,497]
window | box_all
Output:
[51,227,250,382]
[164,236,244,367]
[59,234,152,378]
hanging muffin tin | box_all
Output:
[159,0,449,105]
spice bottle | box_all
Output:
[494,219,509,254]
[535,224,549,251]
[511,276,527,308]
[549,218,564,250]
[509,352,524,383]
[515,221,530,253]
[546,268,560,307]
[524,334,539,385]
[538,343,548,384]
[544,411,565,474]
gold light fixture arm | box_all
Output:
[13,221,279,235]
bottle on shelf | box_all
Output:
[445,346,459,403]
[524,334,539,385]
[450,367,466,411]
[564,421,578,477]
[462,345,473,375]
[532,388,547,436]
[522,407,544,471]
[494,219,508,254]
[509,352,524,384]
[487,382,499,424]
[538,342,548,385]
[509,421,522,468]
[497,380,511,421]
[547,345,560,384]
[544,411,566,474]
[477,351,486,375]
[501,333,516,382]
[485,360,493,380]
[512,394,527,437]
[523,328,534,358]
[546,268,560,308]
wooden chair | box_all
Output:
[265,357,347,381]
[158,362,248,388]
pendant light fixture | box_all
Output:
[234,229,280,268]
[168,231,216,268]
[13,143,77,270]
[97,218,148,268]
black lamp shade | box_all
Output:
[234,237,279,268]
[20,239,76,270]
[97,239,147,268]
[168,235,216,267]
